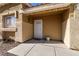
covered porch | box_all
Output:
[22,4,72,48]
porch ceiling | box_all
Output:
[23,4,70,16]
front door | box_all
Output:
[34,20,43,39]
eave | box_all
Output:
[23,4,71,16]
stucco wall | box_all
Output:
[22,14,33,42]
[70,4,79,50]
[62,10,70,48]
[0,15,2,40]
[43,14,62,40]
[15,13,23,42]
[62,4,79,49]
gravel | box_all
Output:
[0,41,20,56]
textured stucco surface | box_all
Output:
[62,10,70,48]
[43,14,62,40]
[62,4,79,50]
[70,4,79,50]
[22,15,33,42]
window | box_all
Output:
[4,16,16,28]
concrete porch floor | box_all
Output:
[8,40,79,56]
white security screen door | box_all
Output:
[34,20,43,39]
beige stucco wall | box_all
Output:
[22,14,33,42]
[15,13,23,42]
[69,4,79,50]
[43,14,62,40]
[0,15,3,40]
[61,4,79,50]
[62,10,70,48]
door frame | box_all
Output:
[34,19,43,39]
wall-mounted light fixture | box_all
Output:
[15,11,18,18]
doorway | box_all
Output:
[34,20,43,39]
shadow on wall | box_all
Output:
[2,31,15,42]
[62,9,70,47]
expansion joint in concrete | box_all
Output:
[24,45,36,56]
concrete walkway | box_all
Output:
[8,42,79,56]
